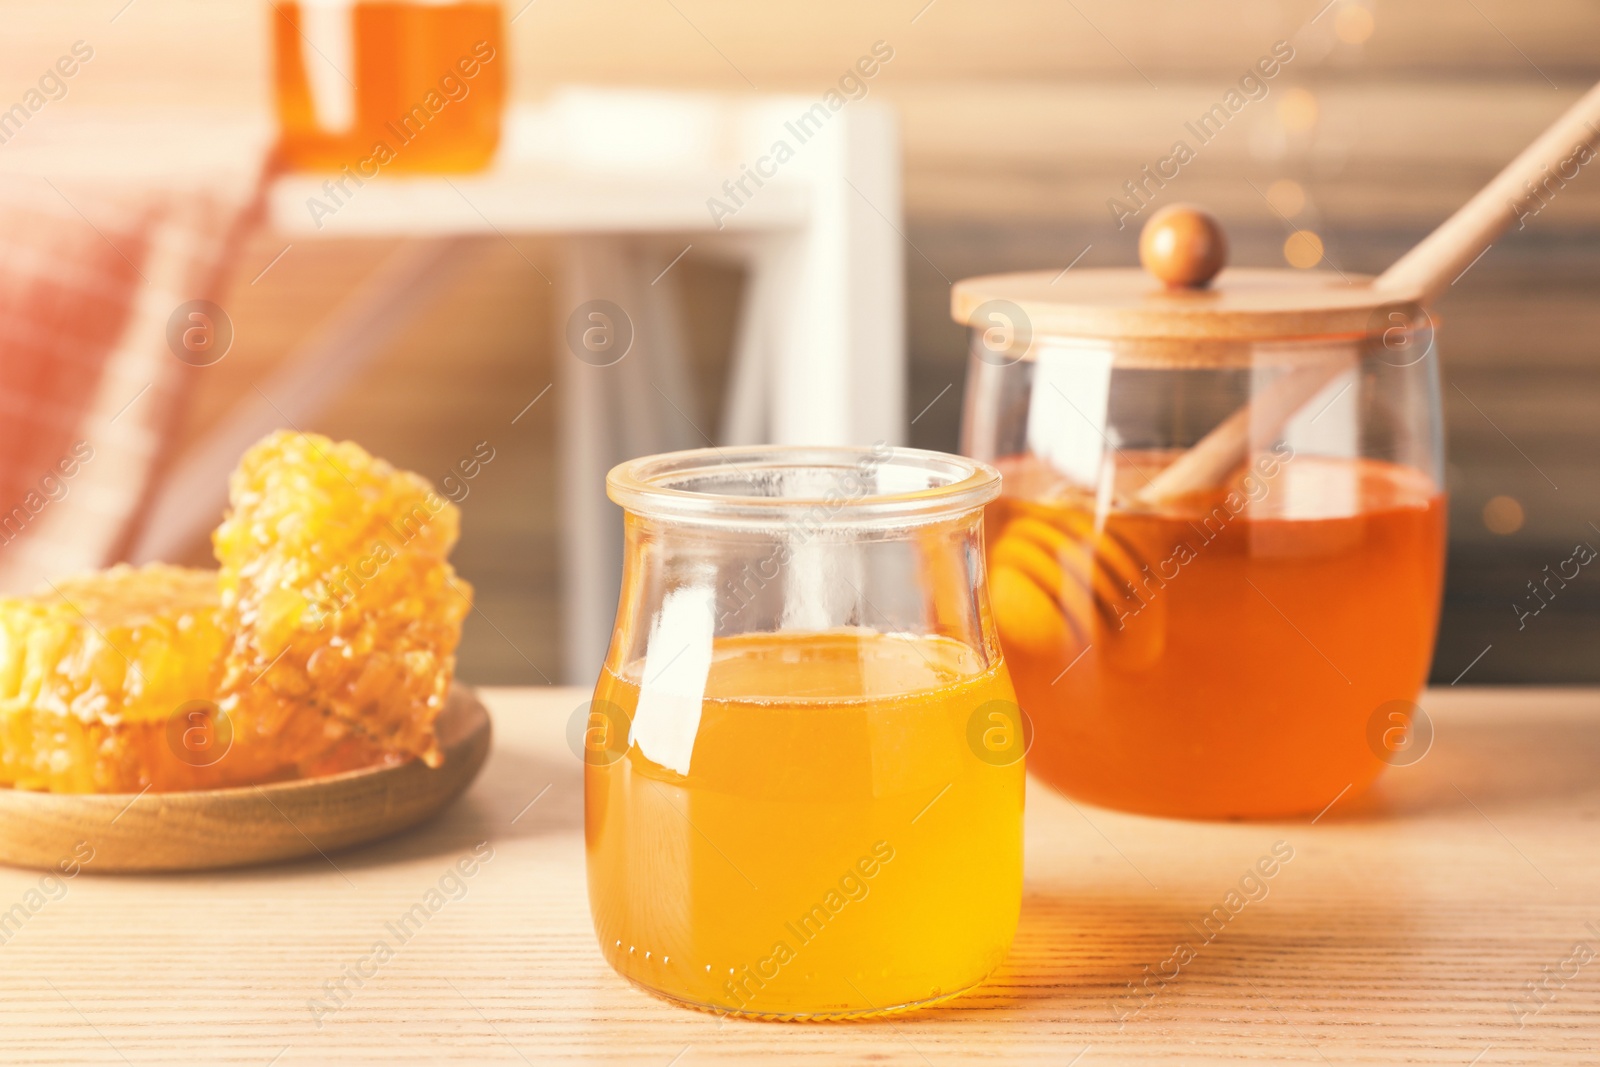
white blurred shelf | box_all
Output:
[271,169,811,235]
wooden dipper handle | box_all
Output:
[1377,79,1600,304]
[1130,79,1600,507]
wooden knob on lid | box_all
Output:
[1140,204,1228,288]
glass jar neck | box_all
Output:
[601,447,1005,682]
[606,445,1001,532]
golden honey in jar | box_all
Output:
[273,0,505,173]
[955,213,1447,819]
[586,447,1023,1018]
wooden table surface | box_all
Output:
[2,686,1597,1065]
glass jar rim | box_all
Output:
[607,445,1001,527]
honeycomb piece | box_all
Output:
[0,564,227,793]
[212,430,471,770]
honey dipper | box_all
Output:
[966,79,1600,661]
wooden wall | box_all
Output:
[3,1,1596,682]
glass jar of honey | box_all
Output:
[272,0,505,173]
[955,208,1446,820]
[586,446,1023,1018]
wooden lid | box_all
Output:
[951,206,1424,345]
[953,267,1426,342]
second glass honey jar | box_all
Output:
[955,208,1447,820]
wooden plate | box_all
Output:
[0,684,492,873]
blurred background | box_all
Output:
[1,0,1596,685]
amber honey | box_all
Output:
[987,451,1445,819]
[585,629,1023,1018]
[273,1,504,173]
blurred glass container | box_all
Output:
[585,446,1023,1018]
[954,211,1447,819]
[273,0,504,173]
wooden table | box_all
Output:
[2,686,1597,1065]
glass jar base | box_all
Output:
[1031,764,1385,821]
[617,972,994,1022]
